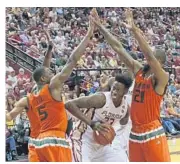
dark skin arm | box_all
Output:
[42,30,53,68]
[90,8,142,75]
[49,16,95,101]
[32,30,53,92]
[6,97,28,121]
[65,93,109,132]
[124,9,169,95]
[119,105,130,125]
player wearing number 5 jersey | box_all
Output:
[65,74,133,162]
[6,15,95,162]
[90,8,170,161]
[6,30,54,162]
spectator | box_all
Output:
[174,101,180,114]
[168,81,177,95]
[6,95,15,112]
[6,62,14,76]
[13,86,21,101]
[7,70,18,87]
[16,68,28,81]
[6,125,18,160]
[19,31,29,45]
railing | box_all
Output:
[6,42,55,72]
[73,67,176,85]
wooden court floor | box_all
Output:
[168,136,180,162]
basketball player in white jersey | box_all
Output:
[101,72,135,156]
[65,74,133,162]
[112,79,134,156]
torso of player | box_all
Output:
[130,70,163,125]
[28,84,68,134]
[93,92,128,128]
[26,101,40,138]
[71,92,128,140]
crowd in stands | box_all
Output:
[5,7,180,161]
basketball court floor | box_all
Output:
[169,136,180,162]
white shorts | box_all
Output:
[71,137,129,162]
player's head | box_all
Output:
[143,49,166,73]
[111,74,133,100]
[154,49,166,66]
[32,67,54,85]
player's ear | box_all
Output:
[41,76,46,83]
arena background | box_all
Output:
[5,7,180,162]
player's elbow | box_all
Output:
[65,101,76,113]
[65,101,71,110]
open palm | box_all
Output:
[90,8,101,27]
[124,8,135,30]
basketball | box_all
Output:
[93,124,116,146]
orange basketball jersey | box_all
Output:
[130,69,163,125]
[26,95,41,138]
[28,84,68,136]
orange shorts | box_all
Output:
[31,130,72,162]
[28,145,39,162]
[129,120,171,162]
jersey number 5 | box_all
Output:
[134,89,145,103]
[38,105,48,121]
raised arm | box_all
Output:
[90,8,142,75]
[65,93,106,126]
[6,97,28,121]
[49,17,94,89]
[42,30,53,68]
[124,9,168,87]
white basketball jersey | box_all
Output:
[113,81,135,151]
[92,92,128,128]
[71,92,129,142]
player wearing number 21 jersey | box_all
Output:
[65,74,133,162]
[90,8,170,161]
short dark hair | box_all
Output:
[32,67,45,83]
[115,74,133,89]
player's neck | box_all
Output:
[36,84,45,91]
[112,98,122,108]
[143,69,154,78]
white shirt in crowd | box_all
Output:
[6,66,14,73]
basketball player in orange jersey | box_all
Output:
[6,30,54,162]
[6,15,96,162]
[90,8,170,162]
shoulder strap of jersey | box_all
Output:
[135,68,143,78]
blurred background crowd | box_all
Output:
[5,7,180,161]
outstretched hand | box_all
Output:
[88,15,95,36]
[42,29,54,49]
[90,8,102,27]
[123,8,136,30]
[123,8,145,36]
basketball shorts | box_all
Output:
[28,144,39,162]
[129,120,170,162]
[29,130,72,162]
[71,137,129,162]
